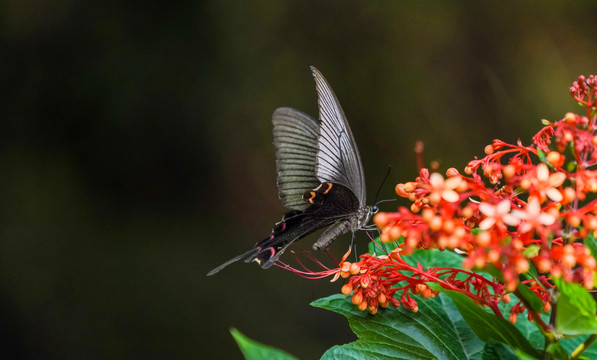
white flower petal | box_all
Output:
[441,190,460,202]
[549,172,566,187]
[479,203,496,216]
[546,188,563,202]
[520,222,533,233]
[537,163,549,181]
[503,214,520,226]
[429,173,444,187]
[479,218,496,230]
[539,213,556,226]
[444,176,462,190]
[526,197,541,215]
[496,200,511,215]
[510,209,528,221]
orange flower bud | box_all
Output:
[567,214,581,228]
[535,257,551,273]
[341,283,353,295]
[403,182,418,192]
[442,219,455,233]
[515,258,529,274]
[509,313,517,324]
[487,249,500,263]
[563,187,576,203]
[374,212,388,227]
[484,145,494,155]
[476,231,491,247]
[395,183,408,197]
[349,263,361,275]
[429,216,443,231]
[474,256,486,268]
[351,291,363,305]
[358,301,368,311]
[546,151,563,167]
[422,208,434,221]
[503,164,516,178]
[565,112,576,123]
[380,232,391,243]
[446,168,460,177]
[462,205,474,219]
[390,226,401,240]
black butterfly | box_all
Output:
[207,67,376,276]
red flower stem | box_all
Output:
[402,265,503,316]
[513,288,551,334]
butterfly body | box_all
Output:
[207,67,374,276]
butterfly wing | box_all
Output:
[272,107,321,211]
[311,66,366,206]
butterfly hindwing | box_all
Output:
[244,182,360,268]
[272,107,320,211]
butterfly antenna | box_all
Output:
[373,165,392,205]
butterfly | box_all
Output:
[207,66,376,276]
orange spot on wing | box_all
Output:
[323,183,333,194]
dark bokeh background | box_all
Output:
[2,1,597,359]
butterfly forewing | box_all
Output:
[311,66,366,206]
[272,107,321,211]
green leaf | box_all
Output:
[404,248,464,269]
[522,244,540,258]
[499,292,597,359]
[514,350,542,360]
[368,238,401,255]
[230,328,300,360]
[441,290,540,358]
[312,293,484,360]
[515,282,544,313]
[585,232,597,261]
[554,278,597,335]
[481,343,518,360]
[368,238,463,269]
[545,343,568,360]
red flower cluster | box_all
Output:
[279,75,597,324]
[331,245,506,315]
[372,75,597,321]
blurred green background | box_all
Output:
[2,1,597,359]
